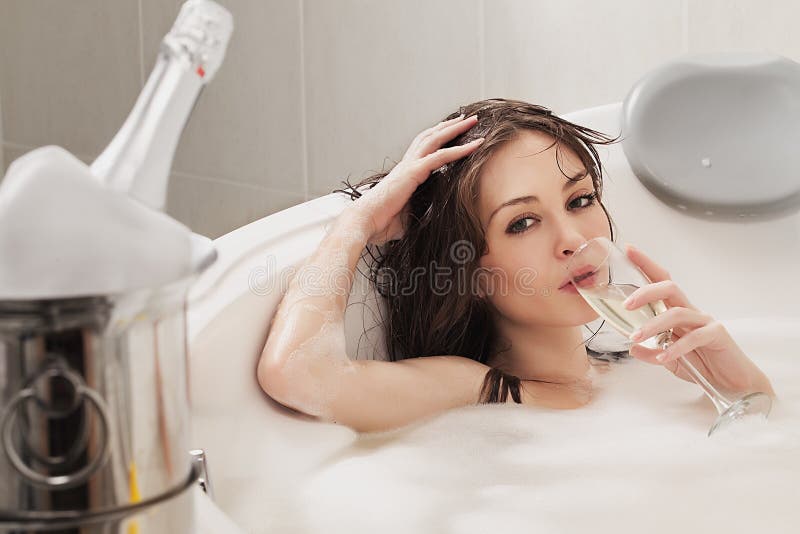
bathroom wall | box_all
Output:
[1,0,799,238]
[0,88,4,174]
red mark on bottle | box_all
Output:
[196,66,206,78]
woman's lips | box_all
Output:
[560,265,598,291]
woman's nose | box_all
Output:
[552,206,594,257]
[558,229,589,258]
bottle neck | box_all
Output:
[89,0,233,211]
[90,47,204,211]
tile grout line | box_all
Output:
[172,169,305,197]
[2,141,37,151]
[683,0,689,53]
[138,0,146,88]
[478,0,486,99]
[3,140,94,159]
[2,140,303,198]
[0,77,4,171]
[299,0,310,202]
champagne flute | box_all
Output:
[565,237,772,437]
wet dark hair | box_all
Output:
[332,98,622,404]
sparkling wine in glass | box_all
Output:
[565,237,772,437]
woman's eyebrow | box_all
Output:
[487,171,589,225]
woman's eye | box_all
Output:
[507,215,537,234]
[505,192,598,235]
[571,192,598,209]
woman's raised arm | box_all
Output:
[256,114,485,428]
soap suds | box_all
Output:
[280,342,800,533]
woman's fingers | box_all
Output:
[622,244,694,310]
[624,243,672,284]
[622,279,694,311]
[627,306,709,374]
[421,115,479,152]
[432,113,478,137]
[407,114,471,156]
[629,342,678,365]
[422,137,485,172]
[653,321,725,364]
[348,113,484,246]
[628,306,712,343]
[433,113,470,131]
[406,115,479,160]
[418,113,467,139]
[360,134,483,217]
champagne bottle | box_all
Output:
[91,0,233,211]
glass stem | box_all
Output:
[656,332,733,413]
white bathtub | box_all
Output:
[186,102,800,533]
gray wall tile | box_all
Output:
[688,0,800,58]
[0,0,142,157]
[0,95,4,173]
[485,0,686,115]
[304,0,482,197]
[166,172,305,239]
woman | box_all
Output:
[257,98,776,433]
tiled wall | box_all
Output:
[0,88,3,173]
[1,0,797,238]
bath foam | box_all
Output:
[0,146,193,299]
[264,322,800,534]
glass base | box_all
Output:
[707,392,773,437]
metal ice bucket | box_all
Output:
[0,252,214,532]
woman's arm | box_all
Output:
[257,208,503,432]
[256,207,372,420]
[257,113,485,425]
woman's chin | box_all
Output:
[582,307,601,323]
[562,294,600,322]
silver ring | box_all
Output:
[25,365,84,418]
[17,395,90,468]
[1,385,111,489]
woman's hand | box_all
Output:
[622,243,776,398]
[342,114,484,246]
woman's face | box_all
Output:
[475,129,611,327]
